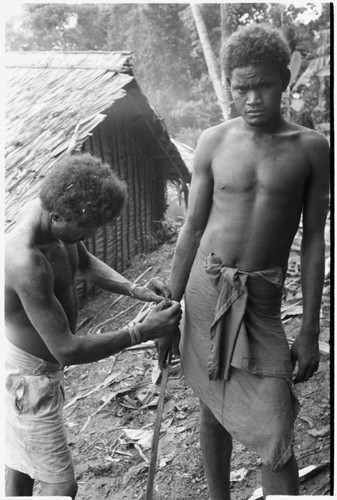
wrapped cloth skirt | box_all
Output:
[180,248,300,472]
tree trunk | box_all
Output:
[220,4,240,119]
[190,3,229,120]
[220,3,232,44]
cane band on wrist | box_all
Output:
[129,282,141,298]
[128,323,143,345]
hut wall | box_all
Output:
[76,95,166,298]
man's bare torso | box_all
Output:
[5,208,80,361]
[200,118,313,271]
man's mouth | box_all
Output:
[246,109,265,115]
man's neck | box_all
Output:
[241,115,286,137]
[36,209,57,245]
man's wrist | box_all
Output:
[124,322,145,345]
[300,323,320,339]
[129,282,141,298]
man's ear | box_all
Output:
[50,212,61,222]
[281,68,291,92]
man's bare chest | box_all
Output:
[212,142,310,196]
[41,242,79,292]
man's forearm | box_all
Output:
[81,254,132,294]
[60,322,153,366]
[169,222,202,301]
[300,238,326,334]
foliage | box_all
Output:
[286,22,330,134]
[153,215,184,246]
[222,3,268,33]
[5,3,331,146]
[5,4,111,50]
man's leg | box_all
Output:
[5,467,34,496]
[199,400,232,500]
[262,451,299,495]
[40,478,78,499]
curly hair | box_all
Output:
[221,24,291,78]
[40,153,127,226]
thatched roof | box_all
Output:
[5,50,190,231]
[171,139,194,174]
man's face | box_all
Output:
[50,215,99,244]
[229,64,289,127]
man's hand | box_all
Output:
[156,328,181,370]
[141,300,182,343]
[131,277,171,303]
[145,277,171,301]
[136,277,181,368]
[290,332,320,383]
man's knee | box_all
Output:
[40,478,78,499]
[199,400,233,446]
[200,400,221,427]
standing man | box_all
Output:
[5,153,182,498]
[160,24,330,498]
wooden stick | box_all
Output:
[145,355,171,500]
[124,340,155,351]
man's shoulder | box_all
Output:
[286,123,330,179]
[204,117,240,134]
[6,234,48,283]
[287,121,329,148]
[199,118,241,144]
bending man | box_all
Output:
[5,153,182,498]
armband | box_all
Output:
[129,282,141,298]
[128,324,143,345]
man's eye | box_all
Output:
[236,87,246,93]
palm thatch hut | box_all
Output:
[5,50,191,298]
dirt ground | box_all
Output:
[60,233,331,499]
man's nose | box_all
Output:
[246,90,262,105]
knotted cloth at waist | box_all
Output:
[203,252,292,381]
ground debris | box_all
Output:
[248,463,330,500]
[307,425,330,438]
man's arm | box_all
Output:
[13,251,181,366]
[77,243,168,303]
[157,129,215,366]
[169,136,214,301]
[291,133,330,383]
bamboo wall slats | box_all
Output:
[75,91,170,296]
